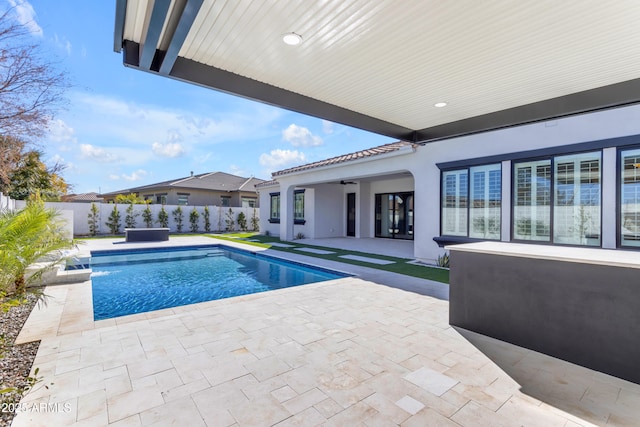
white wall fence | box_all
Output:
[0,192,16,211]
[13,200,259,236]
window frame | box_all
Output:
[220,196,231,207]
[440,163,502,241]
[618,145,640,248]
[269,192,280,223]
[177,193,189,206]
[511,149,603,247]
[294,190,305,224]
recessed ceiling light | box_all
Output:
[283,32,302,46]
[434,102,447,108]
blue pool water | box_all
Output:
[90,245,346,320]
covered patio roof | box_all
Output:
[114,0,640,143]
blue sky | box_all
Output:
[14,1,393,194]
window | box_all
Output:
[441,170,468,236]
[177,193,189,205]
[242,197,257,208]
[441,164,500,239]
[621,148,640,247]
[513,160,551,241]
[294,190,305,224]
[553,153,601,246]
[269,193,280,223]
[513,151,601,246]
[155,194,167,204]
[470,164,501,239]
[220,196,231,207]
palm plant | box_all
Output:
[0,201,75,295]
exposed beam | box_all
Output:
[159,0,204,75]
[139,0,171,70]
[113,0,127,52]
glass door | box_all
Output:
[375,192,414,240]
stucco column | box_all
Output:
[279,184,295,241]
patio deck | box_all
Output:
[11,237,639,426]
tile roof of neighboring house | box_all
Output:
[61,192,104,202]
[100,172,265,197]
[255,179,279,189]
[271,141,416,177]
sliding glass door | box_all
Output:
[375,192,414,239]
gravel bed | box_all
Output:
[0,293,40,427]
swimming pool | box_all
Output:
[90,245,347,320]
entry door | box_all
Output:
[346,193,356,237]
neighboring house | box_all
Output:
[258,103,640,263]
[101,172,264,207]
[61,192,104,203]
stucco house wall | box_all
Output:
[260,104,640,263]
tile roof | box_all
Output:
[61,192,104,202]
[100,172,265,197]
[272,141,416,177]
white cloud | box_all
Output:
[259,149,306,168]
[322,120,334,134]
[53,34,72,55]
[121,169,148,181]
[8,0,43,36]
[47,119,76,147]
[152,142,185,158]
[282,124,323,147]
[79,144,120,163]
[108,169,148,182]
[228,164,248,177]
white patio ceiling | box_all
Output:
[114,0,640,143]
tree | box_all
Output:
[3,149,68,200]
[0,135,24,189]
[0,7,68,140]
[237,211,247,231]
[0,199,74,295]
[87,203,99,236]
[172,206,184,233]
[157,206,169,228]
[189,208,199,233]
[251,208,259,232]
[105,205,121,234]
[142,204,153,228]
[225,208,235,232]
[125,202,139,228]
[115,193,145,204]
[203,206,211,232]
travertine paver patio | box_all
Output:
[11,239,640,426]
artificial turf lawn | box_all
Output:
[208,233,449,284]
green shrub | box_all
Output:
[0,201,75,295]
[251,208,259,231]
[189,208,200,233]
[237,211,247,231]
[87,203,99,236]
[105,205,121,234]
[157,206,169,228]
[436,252,450,268]
[203,206,211,232]
[172,206,184,233]
[225,208,235,232]
[142,204,153,228]
[125,202,139,228]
